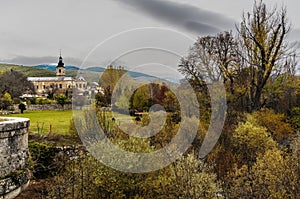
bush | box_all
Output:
[287,107,300,130]
[0,92,12,110]
[36,97,52,105]
[18,103,26,113]
[28,141,60,179]
[13,97,21,104]
[252,109,294,144]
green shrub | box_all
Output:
[28,141,60,179]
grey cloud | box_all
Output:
[0,56,116,68]
[1,56,58,66]
[115,0,235,35]
[288,28,300,41]
[184,21,221,35]
[0,56,84,67]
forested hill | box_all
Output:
[0,63,169,83]
[0,63,87,79]
[0,63,55,77]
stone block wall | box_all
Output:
[27,104,72,111]
[0,117,30,199]
[13,104,72,111]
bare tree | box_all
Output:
[179,1,297,112]
[237,0,297,111]
[179,31,239,96]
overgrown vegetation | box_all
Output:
[14,1,300,198]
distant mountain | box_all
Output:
[34,64,156,78]
[85,67,105,73]
[33,65,179,84]
[164,78,181,84]
[86,66,161,81]
[0,63,181,84]
[126,71,156,79]
[35,64,80,71]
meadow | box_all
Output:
[6,110,73,135]
[4,109,135,135]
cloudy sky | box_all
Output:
[0,0,299,77]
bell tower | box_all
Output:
[56,50,65,76]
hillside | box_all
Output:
[0,63,178,83]
[35,64,79,71]
[0,63,55,77]
[69,70,102,82]
[34,65,161,82]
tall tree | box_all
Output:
[178,31,245,113]
[179,31,239,93]
[55,94,69,109]
[179,1,297,112]
[238,0,296,110]
[98,66,126,106]
[0,70,35,98]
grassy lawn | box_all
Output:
[6,110,73,135]
[4,109,136,135]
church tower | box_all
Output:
[56,51,66,76]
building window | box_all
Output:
[59,69,61,73]
[59,84,62,89]
[36,85,39,89]
[43,85,46,89]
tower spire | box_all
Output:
[56,50,65,76]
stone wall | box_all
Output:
[0,117,30,199]
[13,104,72,111]
[27,104,72,111]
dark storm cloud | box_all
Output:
[184,21,221,35]
[115,0,235,34]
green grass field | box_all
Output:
[5,110,73,135]
[3,109,137,135]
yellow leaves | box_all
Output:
[2,92,12,101]
[232,108,295,168]
[153,153,221,199]
[115,136,154,153]
[0,92,13,109]
[99,66,125,90]
[252,108,294,143]
[232,114,277,164]
[228,146,300,198]
[251,149,290,198]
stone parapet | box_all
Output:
[0,117,30,199]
